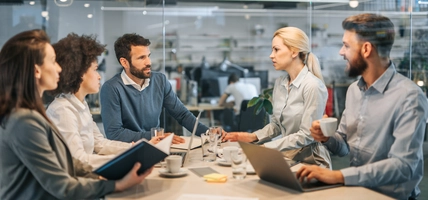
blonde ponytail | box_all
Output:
[306,53,324,83]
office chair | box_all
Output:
[237,100,269,132]
[221,107,238,132]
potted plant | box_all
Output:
[247,88,273,115]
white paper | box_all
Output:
[177,194,258,200]
[171,136,201,150]
[154,134,173,154]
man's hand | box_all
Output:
[149,136,161,144]
[161,133,185,144]
[222,132,257,143]
[296,165,344,184]
[310,120,330,143]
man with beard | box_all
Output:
[296,13,428,199]
[100,33,208,143]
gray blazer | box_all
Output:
[0,109,115,200]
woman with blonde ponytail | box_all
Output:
[224,27,331,168]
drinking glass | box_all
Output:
[151,127,164,138]
[205,131,218,162]
[200,133,211,161]
[208,126,222,150]
[231,150,247,179]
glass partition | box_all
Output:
[0,0,426,102]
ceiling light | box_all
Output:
[84,3,90,7]
[41,11,48,17]
[29,1,35,5]
[349,0,359,8]
[87,14,93,18]
[54,0,73,7]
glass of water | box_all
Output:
[204,131,217,162]
[231,150,247,179]
[151,127,164,138]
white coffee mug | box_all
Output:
[319,117,338,137]
[219,146,239,163]
[165,155,182,173]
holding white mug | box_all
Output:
[319,117,338,137]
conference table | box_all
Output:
[106,144,393,200]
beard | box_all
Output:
[129,61,151,79]
[345,52,367,78]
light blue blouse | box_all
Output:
[254,66,328,151]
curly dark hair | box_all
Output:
[114,33,151,65]
[50,33,106,95]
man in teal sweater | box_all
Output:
[100,33,208,143]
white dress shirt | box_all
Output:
[223,81,259,115]
[46,93,132,168]
[121,70,150,91]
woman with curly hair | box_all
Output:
[46,33,159,168]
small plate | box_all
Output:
[159,168,188,177]
[216,158,232,166]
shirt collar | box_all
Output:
[357,62,396,93]
[283,66,308,88]
[61,93,86,111]
[121,70,150,91]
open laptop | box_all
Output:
[239,141,342,192]
[170,110,202,167]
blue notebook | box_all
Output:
[94,134,173,180]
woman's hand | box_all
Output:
[222,132,257,143]
[114,163,153,192]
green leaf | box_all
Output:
[263,88,273,96]
[247,97,261,108]
[263,99,273,115]
[254,100,264,115]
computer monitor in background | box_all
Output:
[247,70,269,91]
[218,76,229,95]
[200,69,230,100]
[200,78,222,99]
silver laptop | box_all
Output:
[170,111,202,167]
[239,141,342,192]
